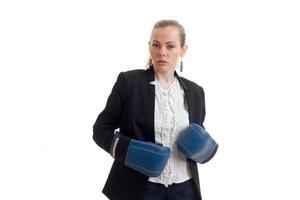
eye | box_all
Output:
[167,45,175,49]
[152,43,160,48]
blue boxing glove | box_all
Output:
[176,123,218,164]
[111,131,170,177]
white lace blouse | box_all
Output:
[148,77,192,187]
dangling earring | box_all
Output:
[180,60,183,72]
[149,59,153,68]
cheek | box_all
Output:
[149,49,158,57]
[170,51,181,58]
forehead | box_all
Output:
[150,26,180,43]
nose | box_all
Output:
[159,46,167,57]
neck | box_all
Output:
[154,68,176,89]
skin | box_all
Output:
[149,26,188,89]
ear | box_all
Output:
[148,41,151,51]
[180,44,188,57]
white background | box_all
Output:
[1,0,300,199]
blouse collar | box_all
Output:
[146,67,190,92]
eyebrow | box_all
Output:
[153,40,177,44]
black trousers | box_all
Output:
[139,178,199,200]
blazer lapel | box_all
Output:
[175,71,193,124]
[135,68,155,142]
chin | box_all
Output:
[154,65,174,73]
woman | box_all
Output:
[93,19,217,200]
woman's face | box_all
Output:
[149,26,187,73]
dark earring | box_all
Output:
[149,59,153,68]
[180,60,183,72]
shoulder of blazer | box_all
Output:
[121,69,152,83]
[122,69,145,76]
[117,68,155,90]
[179,76,205,95]
[113,69,152,103]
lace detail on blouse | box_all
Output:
[148,77,192,187]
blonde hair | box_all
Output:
[146,19,186,69]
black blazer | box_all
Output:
[93,67,206,200]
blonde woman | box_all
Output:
[93,19,218,200]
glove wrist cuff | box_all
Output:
[114,133,131,163]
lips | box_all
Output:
[157,60,168,64]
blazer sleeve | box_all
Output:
[92,72,131,162]
[199,87,206,128]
